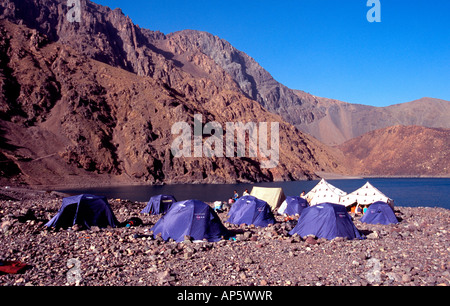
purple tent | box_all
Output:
[360,201,399,225]
[279,196,309,216]
[289,203,363,240]
[140,194,177,215]
[45,194,119,230]
[150,199,230,242]
[227,195,275,228]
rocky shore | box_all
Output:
[0,187,448,286]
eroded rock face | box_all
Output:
[1,0,449,186]
[0,15,344,187]
[0,0,325,123]
[163,30,323,125]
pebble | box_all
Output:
[0,188,449,286]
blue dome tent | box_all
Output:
[278,196,309,216]
[45,194,119,230]
[141,194,177,215]
[227,195,275,228]
[360,201,399,225]
[289,203,363,240]
[150,199,230,242]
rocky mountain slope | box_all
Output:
[161,30,324,126]
[339,125,450,176]
[298,97,450,146]
[0,17,344,187]
[0,0,326,125]
[0,0,448,186]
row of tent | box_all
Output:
[45,179,398,243]
[228,179,395,213]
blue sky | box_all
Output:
[92,0,449,107]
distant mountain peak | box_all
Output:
[298,96,450,145]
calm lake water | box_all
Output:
[59,178,450,210]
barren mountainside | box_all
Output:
[0,0,449,187]
[0,0,328,125]
[0,6,344,187]
[339,125,450,176]
[298,96,450,146]
[162,30,324,126]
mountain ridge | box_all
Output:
[0,0,448,186]
[298,96,450,145]
[3,0,447,142]
[339,125,450,177]
[0,16,344,187]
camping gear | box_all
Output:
[289,203,363,240]
[278,196,309,216]
[140,194,177,215]
[250,187,286,211]
[0,261,28,275]
[360,201,399,225]
[150,199,230,242]
[45,194,119,230]
[305,179,347,206]
[341,182,394,208]
[227,195,275,227]
[125,217,143,228]
[213,201,223,212]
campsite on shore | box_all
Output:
[0,183,449,286]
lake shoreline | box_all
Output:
[3,172,450,192]
[0,187,449,286]
[3,176,450,210]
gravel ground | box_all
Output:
[0,187,449,286]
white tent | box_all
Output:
[340,182,394,208]
[305,179,347,206]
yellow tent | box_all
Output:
[250,187,286,211]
